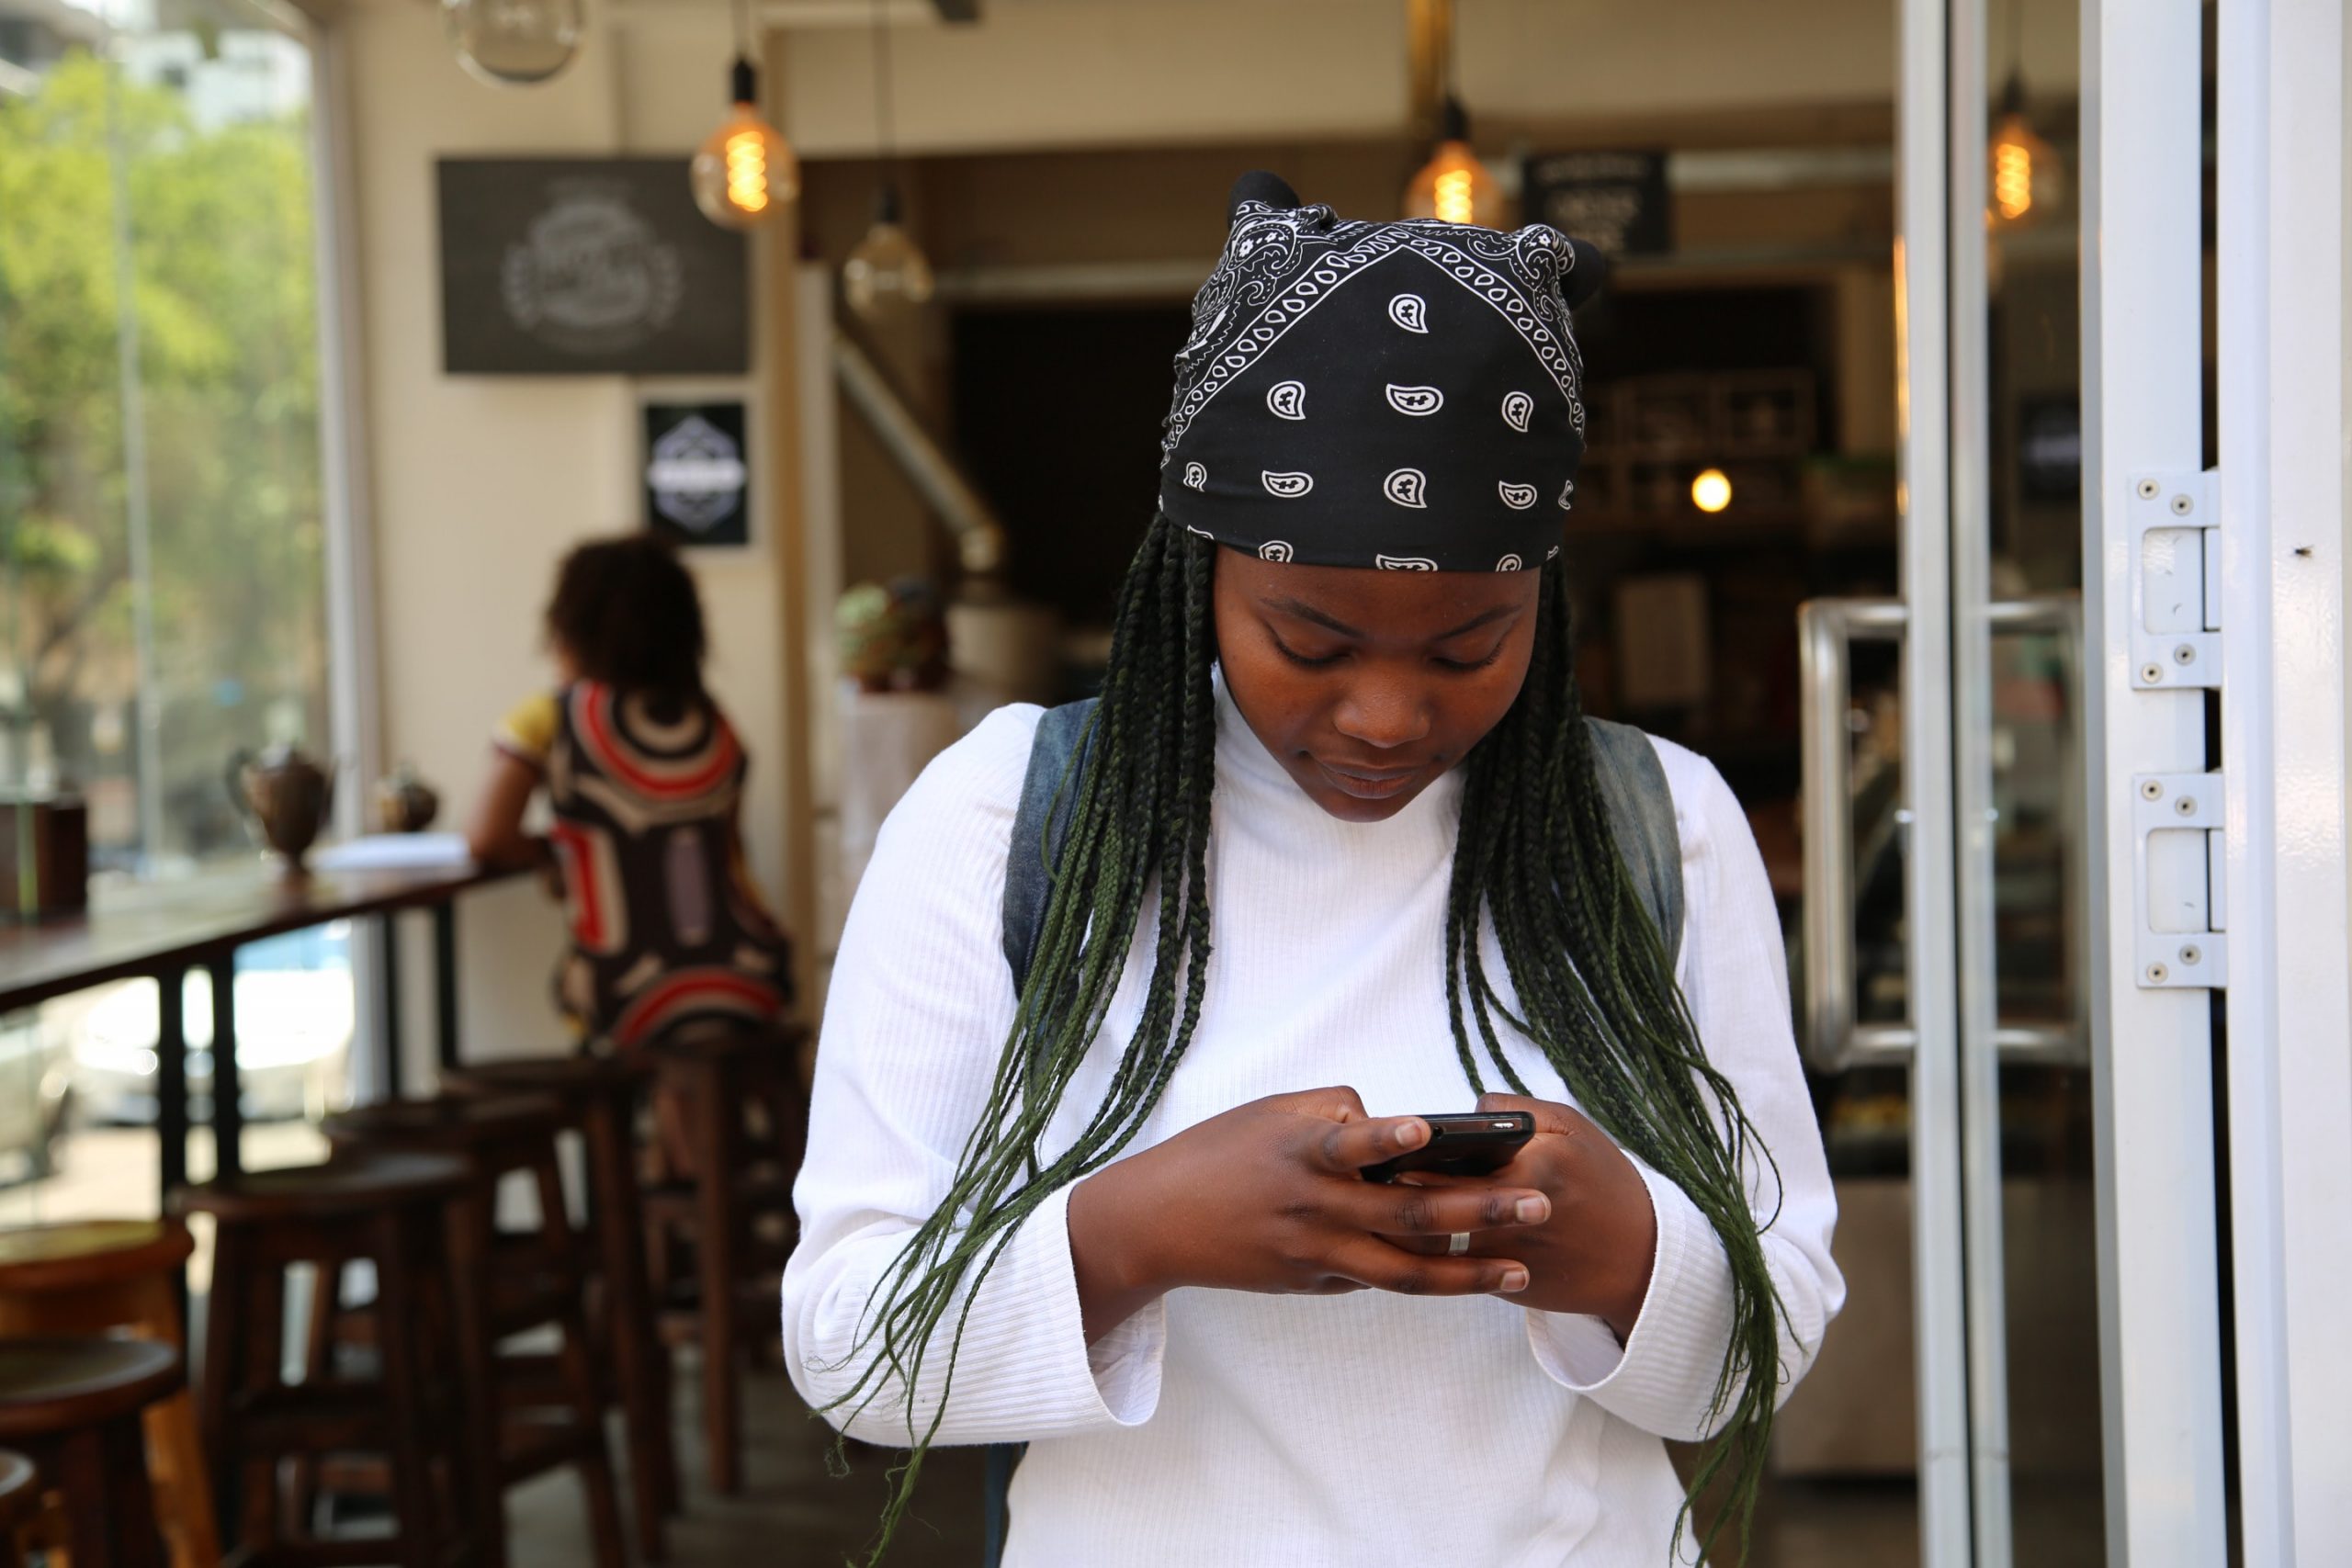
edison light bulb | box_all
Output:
[693,70,797,232]
[844,187,934,320]
[1691,468,1733,513]
[1405,140,1505,227]
[444,0,582,85]
[1988,111,2065,229]
[1403,99,1505,227]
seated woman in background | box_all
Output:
[466,532,795,1054]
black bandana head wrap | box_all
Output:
[1159,172,1602,574]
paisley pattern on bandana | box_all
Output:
[1159,186,1594,573]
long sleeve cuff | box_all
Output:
[791,1180,1166,1446]
[1524,1162,1739,1441]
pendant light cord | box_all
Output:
[871,0,899,173]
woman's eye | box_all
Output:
[1270,629,1345,667]
[1434,647,1506,672]
[1271,637,1346,669]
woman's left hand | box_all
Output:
[1402,1092,1658,1339]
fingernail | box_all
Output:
[1396,1120,1427,1149]
[1515,1195,1549,1224]
[1498,1266,1529,1293]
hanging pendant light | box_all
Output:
[1987,75,2064,229]
[845,185,936,317]
[1985,2,2064,231]
[444,0,582,85]
[692,0,797,231]
[844,0,934,321]
[1404,96,1504,227]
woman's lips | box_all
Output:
[1314,759,1426,800]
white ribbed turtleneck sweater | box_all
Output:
[783,679,1842,1566]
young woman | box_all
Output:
[783,176,1841,1566]
[467,533,793,1051]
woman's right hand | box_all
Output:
[1065,1086,1551,1342]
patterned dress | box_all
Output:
[497,682,793,1049]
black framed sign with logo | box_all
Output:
[439,158,749,376]
[643,401,752,548]
[1521,151,1672,258]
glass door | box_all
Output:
[1795,1,2225,1563]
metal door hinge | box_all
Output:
[2128,468,2222,690]
[2133,770,2227,987]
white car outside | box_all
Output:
[70,943,354,1126]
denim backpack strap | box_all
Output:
[985,697,1098,1568]
[1001,698,1102,998]
[1582,717,1686,967]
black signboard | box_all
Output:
[439,159,748,376]
[2017,396,2082,502]
[643,401,752,548]
[1521,151,1672,258]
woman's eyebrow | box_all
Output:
[1431,604,1523,639]
[1261,597,1367,637]
[1261,598,1525,640]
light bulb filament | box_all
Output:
[1993,139,2033,220]
[1433,167,1476,225]
[726,129,769,212]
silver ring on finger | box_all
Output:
[1447,1231,1471,1256]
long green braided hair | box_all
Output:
[821,511,1787,1562]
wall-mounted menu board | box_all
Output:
[438,158,748,376]
[1521,150,1671,258]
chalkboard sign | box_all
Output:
[1521,151,1672,258]
[439,159,749,376]
[643,401,752,547]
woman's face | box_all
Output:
[1213,547,1544,824]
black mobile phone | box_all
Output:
[1359,1111,1535,1183]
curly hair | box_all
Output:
[543,534,707,700]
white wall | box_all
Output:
[339,0,790,1073]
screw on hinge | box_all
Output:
[2141,662,2166,683]
[2171,492,2196,515]
[2179,944,2203,967]
[2174,643,2198,665]
[2146,962,2170,984]
[2175,795,2199,818]
[2136,478,2162,500]
[2141,780,2165,801]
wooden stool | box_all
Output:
[175,1152,481,1568]
[0,1449,40,1568]
[322,1095,626,1568]
[439,1054,675,1562]
[0,1220,218,1568]
[642,1024,808,1495]
[0,1338,181,1568]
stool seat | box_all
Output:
[0,1223,192,1293]
[442,1055,650,1099]
[0,1222,215,1568]
[172,1152,469,1224]
[0,1340,182,1441]
[322,1095,563,1152]
[647,1021,808,1068]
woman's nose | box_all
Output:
[1329,676,1433,750]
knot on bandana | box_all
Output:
[1159,175,1599,573]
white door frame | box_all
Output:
[1892,5,1972,1565]
[2215,0,2352,1562]
[2080,2,2230,1564]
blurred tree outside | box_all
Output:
[0,47,328,869]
